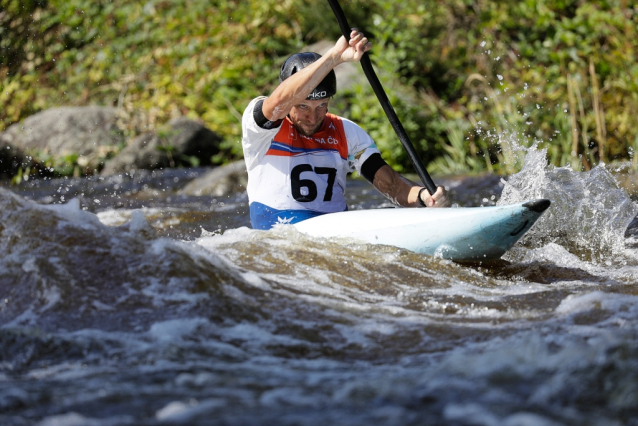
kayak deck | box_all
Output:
[293,199,551,262]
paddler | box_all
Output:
[241,28,450,230]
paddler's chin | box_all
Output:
[293,121,322,137]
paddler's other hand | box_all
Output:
[420,186,451,208]
[334,28,372,63]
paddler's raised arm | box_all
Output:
[372,165,450,208]
[261,29,372,122]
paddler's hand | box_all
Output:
[419,186,450,208]
[332,28,372,64]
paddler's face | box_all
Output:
[289,99,329,136]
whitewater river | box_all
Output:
[2,144,638,426]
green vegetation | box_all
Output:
[1,0,637,177]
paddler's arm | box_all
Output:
[261,29,372,121]
[371,165,450,208]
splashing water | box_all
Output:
[496,133,638,262]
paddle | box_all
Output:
[326,0,438,195]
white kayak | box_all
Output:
[293,199,551,262]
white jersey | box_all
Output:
[241,96,381,218]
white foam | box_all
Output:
[443,402,500,425]
[330,322,374,348]
[96,207,187,227]
[259,387,327,407]
[196,226,256,247]
[139,272,210,307]
[3,308,39,327]
[96,209,132,226]
[502,412,564,426]
[220,322,303,347]
[148,318,210,342]
[43,198,104,228]
[27,362,89,380]
[174,372,218,387]
[127,210,152,233]
[440,332,601,380]
[504,242,586,268]
[239,271,271,290]
[155,399,225,422]
[555,291,638,317]
[37,412,101,426]
[40,285,62,312]
[91,300,115,311]
[22,257,38,273]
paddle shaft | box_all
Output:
[326,0,437,195]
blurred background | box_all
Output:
[1,0,637,179]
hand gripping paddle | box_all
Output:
[326,0,438,195]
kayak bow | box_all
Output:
[293,199,551,262]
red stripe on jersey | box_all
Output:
[266,113,348,160]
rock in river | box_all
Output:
[0,106,125,164]
[101,117,222,176]
[178,160,247,197]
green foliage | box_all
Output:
[1,0,637,176]
[0,0,48,73]
[371,0,638,173]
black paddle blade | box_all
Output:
[325,0,437,195]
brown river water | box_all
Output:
[1,142,638,425]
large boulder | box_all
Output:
[101,117,222,176]
[99,131,163,176]
[0,106,125,171]
[178,160,247,197]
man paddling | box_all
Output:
[241,29,450,230]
